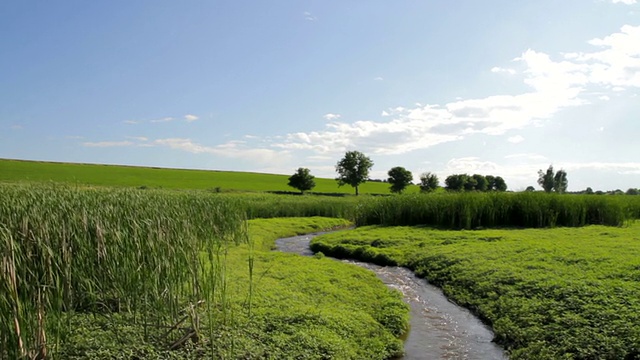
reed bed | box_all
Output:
[354,192,633,228]
[0,184,246,359]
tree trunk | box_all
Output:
[355,186,359,196]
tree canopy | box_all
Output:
[445,174,507,192]
[387,166,413,194]
[287,167,316,194]
[419,172,439,193]
[335,151,373,196]
[538,165,568,193]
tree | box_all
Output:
[419,172,439,192]
[472,174,488,192]
[525,186,536,192]
[626,188,639,195]
[335,151,373,196]
[493,176,508,192]
[387,167,413,194]
[288,168,316,194]
[445,174,468,191]
[585,187,594,195]
[553,169,568,194]
[538,165,555,193]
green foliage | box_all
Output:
[311,223,640,359]
[538,165,568,193]
[387,166,413,194]
[335,151,374,196]
[419,172,439,193]
[352,192,632,228]
[445,173,507,192]
[287,167,316,194]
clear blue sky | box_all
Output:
[1,0,639,191]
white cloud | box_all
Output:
[323,113,341,120]
[491,67,516,75]
[303,11,316,21]
[150,117,174,123]
[264,25,640,157]
[82,141,134,147]
[126,136,149,141]
[123,120,139,125]
[599,95,611,101]
[374,76,384,81]
[611,0,637,4]
[507,135,525,143]
[184,114,199,122]
[153,138,292,165]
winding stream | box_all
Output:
[275,232,508,360]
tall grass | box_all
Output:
[0,184,246,359]
[354,192,632,228]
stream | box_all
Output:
[275,231,508,360]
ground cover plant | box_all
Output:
[0,182,408,359]
[311,224,640,359]
[0,158,412,194]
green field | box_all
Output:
[311,224,640,359]
[0,158,415,194]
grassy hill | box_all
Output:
[0,158,418,194]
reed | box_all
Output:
[0,184,246,359]
[353,192,632,228]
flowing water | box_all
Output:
[275,232,508,360]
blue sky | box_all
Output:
[1,1,639,191]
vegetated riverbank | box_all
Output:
[0,183,408,359]
[311,224,640,359]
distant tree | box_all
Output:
[493,176,508,192]
[445,174,468,191]
[585,187,594,195]
[485,175,496,190]
[335,151,373,196]
[419,172,439,193]
[288,168,316,194]
[472,174,488,192]
[553,169,568,194]
[525,186,536,192]
[626,188,639,195]
[538,165,555,193]
[387,167,413,194]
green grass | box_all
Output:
[0,158,415,194]
[311,223,640,359]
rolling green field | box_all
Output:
[311,224,640,359]
[0,158,415,194]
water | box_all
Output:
[276,232,508,360]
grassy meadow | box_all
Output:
[311,224,640,359]
[0,158,413,194]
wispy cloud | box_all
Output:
[150,117,174,123]
[374,76,384,81]
[303,11,316,21]
[490,67,516,75]
[611,0,637,4]
[265,25,640,157]
[123,120,139,125]
[82,141,134,147]
[184,114,199,122]
[125,136,149,141]
[323,113,341,120]
[507,135,525,143]
[153,138,292,165]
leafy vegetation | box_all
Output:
[387,166,413,194]
[287,167,316,194]
[310,224,640,359]
[444,173,507,192]
[0,183,408,359]
[538,165,568,193]
[418,172,439,193]
[353,192,633,228]
[335,151,374,196]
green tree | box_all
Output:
[445,174,468,191]
[335,151,373,196]
[288,167,316,194]
[525,186,536,192]
[538,165,555,193]
[419,172,439,192]
[493,176,508,192]
[553,169,568,194]
[387,166,413,194]
[472,174,488,192]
